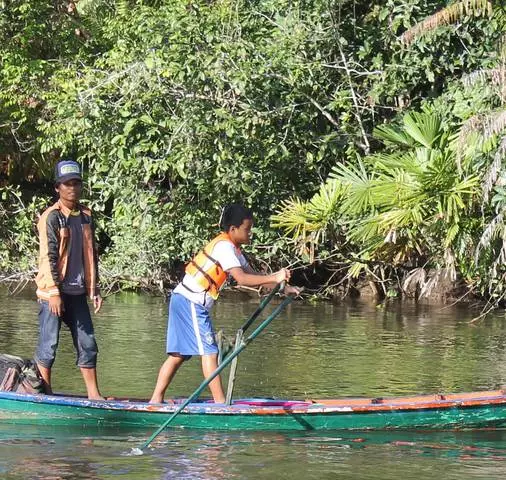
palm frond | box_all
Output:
[349,206,424,245]
[271,179,346,261]
[482,136,506,204]
[366,152,422,176]
[458,109,506,155]
[445,222,460,247]
[400,0,493,45]
[403,112,443,148]
[330,160,370,186]
[330,161,376,214]
[375,112,443,149]
[307,178,345,223]
[475,211,505,263]
[369,172,419,207]
[378,206,426,230]
[374,124,415,147]
[462,65,506,103]
[403,267,427,293]
[347,261,368,279]
[462,67,506,88]
[419,266,456,297]
[271,197,313,239]
[477,211,506,280]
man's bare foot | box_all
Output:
[149,396,163,404]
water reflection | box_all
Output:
[2,422,506,479]
[1,288,506,399]
[2,288,506,478]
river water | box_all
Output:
[1,288,506,479]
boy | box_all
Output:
[150,203,300,404]
[34,160,104,400]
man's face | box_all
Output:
[55,179,82,203]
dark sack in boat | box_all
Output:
[0,354,45,394]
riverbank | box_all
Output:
[0,267,482,311]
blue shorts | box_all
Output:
[166,293,218,357]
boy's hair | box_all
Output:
[219,204,253,232]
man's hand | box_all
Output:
[48,296,64,317]
[284,285,303,296]
[93,294,103,314]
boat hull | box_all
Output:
[1,390,506,431]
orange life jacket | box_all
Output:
[184,232,241,300]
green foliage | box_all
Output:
[0,0,92,182]
[274,110,482,281]
[0,185,46,273]
[0,0,505,298]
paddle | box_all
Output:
[225,282,286,404]
[236,281,286,333]
[131,286,294,455]
[218,282,284,366]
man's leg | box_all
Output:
[149,354,186,403]
[201,354,225,403]
[36,364,52,394]
[80,367,103,401]
[64,295,103,400]
[34,300,61,395]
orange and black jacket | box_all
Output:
[35,201,99,300]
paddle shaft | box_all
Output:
[225,329,243,404]
[225,282,284,404]
[237,281,284,334]
[218,282,282,366]
[138,293,294,451]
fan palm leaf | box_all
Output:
[373,124,415,147]
[403,112,443,148]
[271,178,346,261]
[366,152,423,176]
[375,112,443,149]
[330,161,376,215]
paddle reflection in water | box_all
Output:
[4,425,506,479]
[3,290,506,478]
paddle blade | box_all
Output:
[129,447,145,456]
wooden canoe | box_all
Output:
[1,390,506,431]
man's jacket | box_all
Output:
[35,201,99,300]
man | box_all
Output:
[34,159,104,400]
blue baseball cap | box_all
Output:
[55,160,82,185]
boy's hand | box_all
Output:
[283,285,304,297]
[49,296,64,316]
[284,285,303,296]
[274,268,291,284]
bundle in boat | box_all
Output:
[0,353,46,394]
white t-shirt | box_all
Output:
[173,240,249,310]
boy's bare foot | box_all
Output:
[88,395,105,401]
